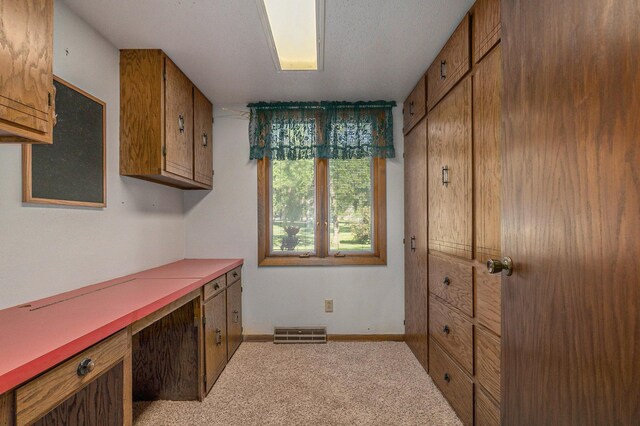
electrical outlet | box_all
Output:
[325,299,333,313]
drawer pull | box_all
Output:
[77,358,95,377]
[233,271,238,278]
[442,165,450,187]
[442,325,450,335]
[233,310,239,323]
[410,236,416,252]
[409,101,415,116]
[444,373,451,383]
[203,132,208,147]
[443,276,450,286]
[178,114,185,133]
[214,283,220,290]
[215,328,222,345]
[440,60,447,80]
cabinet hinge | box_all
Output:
[404,320,406,325]
[403,238,405,245]
[403,152,405,159]
[162,146,167,156]
[241,286,243,293]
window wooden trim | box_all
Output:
[258,157,387,266]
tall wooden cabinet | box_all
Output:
[404,0,502,424]
[120,49,213,189]
[0,0,55,144]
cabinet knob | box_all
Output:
[444,373,451,383]
[443,276,450,286]
[77,358,95,377]
[487,257,514,276]
[442,325,450,335]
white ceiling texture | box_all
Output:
[63,0,473,106]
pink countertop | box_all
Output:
[0,258,242,395]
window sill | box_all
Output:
[258,255,387,267]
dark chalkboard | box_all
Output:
[23,76,106,207]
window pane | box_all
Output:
[328,158,373,252]
[270,159,316,253]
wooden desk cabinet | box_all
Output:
[0,0,55,144]
[203,288,227,394]
[120,49,213,189]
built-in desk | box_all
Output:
[0,258,243,425]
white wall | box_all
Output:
[0,1,185,309]
[184,107,405,335]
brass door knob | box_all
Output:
[487,257,514,276]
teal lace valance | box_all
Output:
[248,101,396,160]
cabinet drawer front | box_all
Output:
[427,14,470,110]
[16,330,128,426]
[476,268,501,336]
[403,75,426,135]
[429,340,473,426]
[472,0,501,64]
[476,387,500,426]
[204,275,227,300]
[429,255,473,316]
[227,266,242,285]
[476,327,501,401]
[429,297,473,373]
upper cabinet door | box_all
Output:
[0,0,53,143]
[428,79,472,259]
[193,87,213,187]
[164,58,194,179]
[403,76,426,135]
[427,14,470,111]
[472,0,501,64]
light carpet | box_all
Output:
[133,342,462,426]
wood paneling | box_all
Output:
[204,291,227,393]
[32,362,124,426]
[502,0,640,424]
[476,327,500,401]
[475,267,501,336]
[226,280,242,360]
[404,118,428,369]
[403,76,426,135]
[120,49,164,176]
[429,340,473,426]
[16,330,128,426]
[0,392,14,426]
[164,58,194,179]
[473,45,502,261]
[428,255,473,316]
[472,0,500,63]
[428,79,472,259]
[193,87,213,186]
[0,0,53,143]
[132,300,200,401]
[427,15,470,111]
[476,387,500,426]
[429,297,473,374]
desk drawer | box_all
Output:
[429,297,473,374]
[16,330,128,426]
[429,255,473,316]
[429,340,473,426]
[204,275,226,300]
[227,266,241,285]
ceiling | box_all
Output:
[62,0,473,107]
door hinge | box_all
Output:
[162,146,167,156]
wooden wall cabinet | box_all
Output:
[0,0,55,144]
[120,49,213,190]
[428,79,473,259]
[471,0,501,64]
[403,117,428,370]
[402,76,426,135]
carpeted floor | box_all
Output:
[133,342,462,426]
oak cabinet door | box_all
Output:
[204,291,227,393]
[193,88,213,186]
[226,280,242,360]
[164,58,194,179]
[428,79,472,259]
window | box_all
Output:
[250,101,395,266]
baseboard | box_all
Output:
[243,334,405,342]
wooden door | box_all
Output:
[164,58,193,179]
[0,0,53,140]
[203,291,227,393]
[428,79,472,259]
[193,88,213,186]
[501,0,640,424]
[404,117,428,369]
[226,280,242,360]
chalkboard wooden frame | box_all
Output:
[22,76,106,207]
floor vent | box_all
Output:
[273,327,327,344]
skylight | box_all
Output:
[257,0,325,71]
